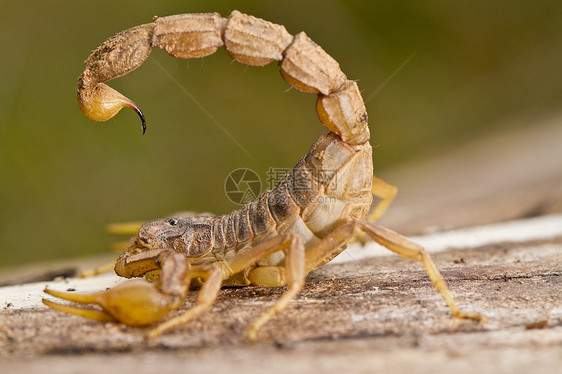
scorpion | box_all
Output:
[43,10,482,341]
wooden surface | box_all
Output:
[1,115,561,373]
[1,236,561,373]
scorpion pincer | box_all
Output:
[43,11,483,341]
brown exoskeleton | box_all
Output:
[43,11,482,341]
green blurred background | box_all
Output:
[1,0,561,268]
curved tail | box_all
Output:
[77,11,369,145]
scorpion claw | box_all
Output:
[43,280,181,326]
[42,297,117,323]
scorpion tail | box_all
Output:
[76,11,372,144]
[77,23,153,133]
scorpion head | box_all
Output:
[134,216,215,258]
[114,216,216,279]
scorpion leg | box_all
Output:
[147,233,305,340]
[106,221,147,236]
[78,225,140,278]
[354,176,398,245]
[44,251,191,326]
[367,176,398,222]
[77,224,137,278]
[305,221,483,322]
[225,234,305,342]
[77,224,139,278]
[78,262,117,278]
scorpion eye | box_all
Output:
[168,218,178,226]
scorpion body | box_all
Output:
[126,131,373,283]
[44,11,482,341]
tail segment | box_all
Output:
[77,11,370,144]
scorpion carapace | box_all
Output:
[43,10,483,341]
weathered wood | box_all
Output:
[1,237,560,373]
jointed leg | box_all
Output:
[354,176,397,245]
[305,220,483,321]
[79,262,117,278]
[367,176,397,222]
[150,233,307,339]
[106,221,146,235]
[44,233,306,339]
[245,236,305,341]
[220,233,305,341]
[356,221,482,320]
[76,225,140,278]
